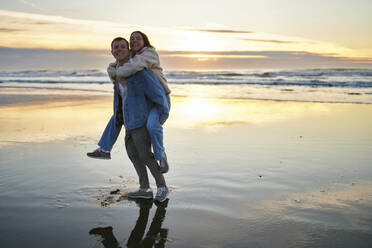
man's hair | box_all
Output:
[130,31,154,49]
[111,37,129,50]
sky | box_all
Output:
[0,0,371,70]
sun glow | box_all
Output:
[176,97,219,124]
[164,31,230,52]
[166,96,333,129]
[167,54,267,59]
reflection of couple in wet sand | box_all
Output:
[90,199,169,248]
[87,31,171,202]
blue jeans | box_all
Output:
[98,115,122,151]
[98,94,170,160]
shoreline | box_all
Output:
[1,86,371,105]
[1,85,372,247]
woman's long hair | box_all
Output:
[130,31,154,49]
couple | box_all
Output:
[87,31,171,202]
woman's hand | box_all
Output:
[107,64,117,83]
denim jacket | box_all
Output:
[113,69,169,131]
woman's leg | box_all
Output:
[148,94,171,161]
[146,107,164,161]
[98,115,122,151]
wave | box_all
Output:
[0,70,106,78]
[2,79,371,88]
[165,68,372,78]
[1,68,372,89]
[1,79,110,84]
[168,80,372,88]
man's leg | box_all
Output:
[131,127,166,188]
[125,131,150,190]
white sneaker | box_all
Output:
[155,187,169,202]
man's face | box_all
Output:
[111,40,129,61]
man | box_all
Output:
[88,37,169,202]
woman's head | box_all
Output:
[130,31,153,54]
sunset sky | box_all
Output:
[0,0,371,70]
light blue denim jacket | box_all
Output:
[114,69,169,131]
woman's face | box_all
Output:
[130,32,145,54]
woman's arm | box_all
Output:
[116,48,159,78]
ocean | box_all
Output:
[1,68,372,103]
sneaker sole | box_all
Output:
[159,163,169,173]
[128,195,153,199]
[87,155,111,160]
[128,195,154,199]
[160,167,169,173]
[155,197,168,202]
[155,192,169,202]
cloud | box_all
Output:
[0,9,370,59]
[20,0,49,12]
[158,50,337,60]
[19,0,80,15]
[8,20,53,25]
[0,46,111,70]
[184,28,254,34]
[0,9,137,49]
[240,38,297,44]
[157,50,372,69]
[2,47,371,70]
[0,28,24,32]
[32,21,52,25]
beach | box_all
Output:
[1,85,372,247]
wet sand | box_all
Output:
[1,87,372,247]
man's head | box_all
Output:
[111,37,130,62]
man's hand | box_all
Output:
[117,77,127,87]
